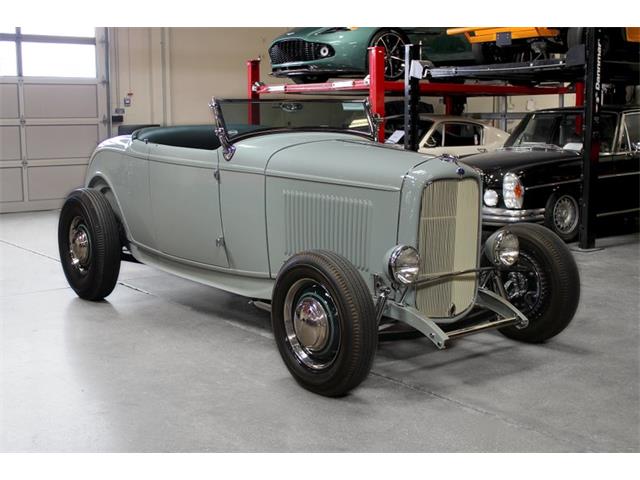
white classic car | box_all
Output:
[386,114,509,158]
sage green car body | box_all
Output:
[84,129,481,323]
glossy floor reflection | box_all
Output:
[1,210,638,452]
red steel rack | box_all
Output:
[247,47,578,142]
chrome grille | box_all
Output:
[416,178,480,318]
[269,40,333,65]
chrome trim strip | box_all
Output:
[525,179,581,190]
[599,171,640,180]
[597,207,640,218]
[524,171,639,192]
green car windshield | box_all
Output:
[213,99,374,140]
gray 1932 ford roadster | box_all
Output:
[58,99,580,397]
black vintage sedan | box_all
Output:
[465,106,640,241]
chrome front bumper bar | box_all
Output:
[482,206,545,226]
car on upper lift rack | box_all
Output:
[268,27,474,83]
[58,98,580,397]
[465,105,640,241]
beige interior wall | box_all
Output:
[109,27,570,131]
[109,27,289,127]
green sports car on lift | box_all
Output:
[269,27,474,84]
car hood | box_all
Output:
[271,28,333,44]
[259,133,458,191]
[464,147,580,172]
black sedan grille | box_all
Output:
[269,40,334,65]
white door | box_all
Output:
[0,27,109,213]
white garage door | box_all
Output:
[0,27,108,213]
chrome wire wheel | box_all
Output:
[552,195,580,235]
[283,278,340,371]
[68,215,92,274]
[372,31,407,80]
[499,251,548,320]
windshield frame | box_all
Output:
[210,97,376,149]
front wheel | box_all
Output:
[58,188,121,300]
[494,223,580,343]
[369,29,409,80]
[271,250,377,397]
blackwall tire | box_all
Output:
[271,250,377,397]
[496,223,580,343]
[58,188,121,301]
[544,193,580,242]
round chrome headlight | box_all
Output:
[486,230,520,267]
[388,245,420,285]
[484,189,499,207]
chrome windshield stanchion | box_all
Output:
[209,98,236,161]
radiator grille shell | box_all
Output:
[269,40,334,65]
[416,178,480,318]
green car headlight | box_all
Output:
[388,245,421,285]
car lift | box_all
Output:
[247,29,638,248]
[246,48,573,143]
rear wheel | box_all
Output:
[545,193,580,242]
[58,188,121,300]
[495,223,580,343]
[271,250,377,397]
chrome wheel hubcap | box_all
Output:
[553,196,579,234]
[283,279,339,370]
[294,297,329,352]
[69,216,91,273]
[374,32,406,80]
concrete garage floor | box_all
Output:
[1,210,638,452]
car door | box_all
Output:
[421,121,485,158]
[148,143,228,268]
[609,111,640,215]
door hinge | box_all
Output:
[216,236,225,247]
[213,169,220,181]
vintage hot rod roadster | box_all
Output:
[58,99,580,397]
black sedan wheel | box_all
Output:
[58,188,121,300]
[494,224,580,343]
[272,250,377,397]
[545,193,580,242]
[370,29,408,81]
